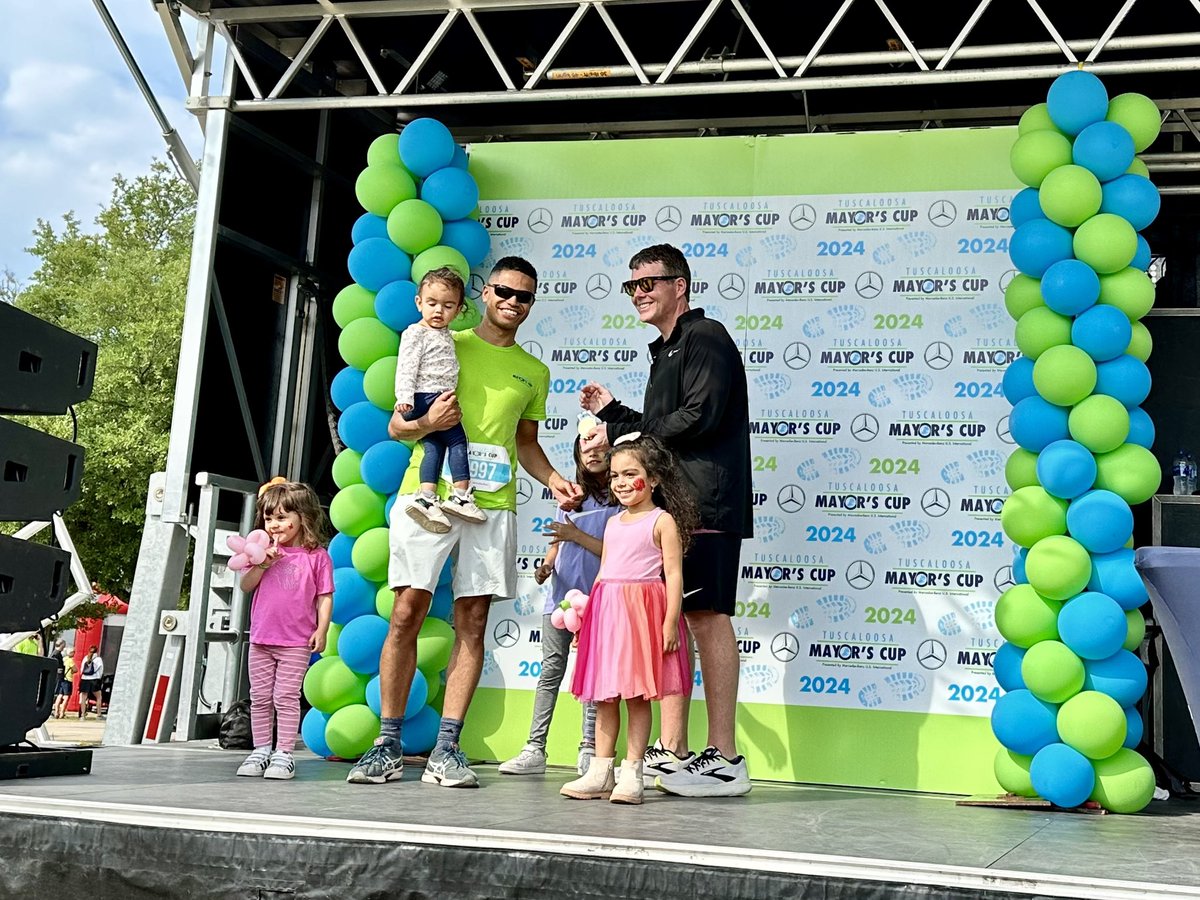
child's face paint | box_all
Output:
[632,478,646,491]
[609,452,654,509]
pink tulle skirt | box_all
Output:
[570,579,692,702]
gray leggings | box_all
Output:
[528,614,596,749]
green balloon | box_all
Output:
[1022,640,1086,704]
[338,316,400,370]
[1058,690,1127,759]
[1074,214,1138,275]
[996,584,1062,648]
[1106,93,1162,153]
[417,616,455,672]
[332,448,364,489]
[1026,535,1092,601]
[1124,609,1146,652]
[994,748,1037,797]
[1068,394,1130,453]
[366,133,401,168]
[1126,157,1150,179]
[424,670,444,709]
[1039,165,1102,228]
[303,656,368,714]
[1126,321,1152,362]
[355,163,417,217]
[329,483,387,537]
[351,526,391,583]
[1033,345,1097,406]
[387,199,444,255]
[1010,130,1074,188]
[322,620,343,658]
[1018,103,1062,136]
[325,703,381,758]
[411,245,471,285]
[1001,485,1068,548]
[333,284,378,329]
[1098,267,1155,321]
[1090,748,1156,813]
[363,355,399,410]
[1015,307,1073,360]
[375,584,395,620]
[1004,274,1045,321]
[449,297,483,333]
[1006,448,1041,491]
[1093,443,1160,505]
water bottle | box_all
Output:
[1173,449,1191,495]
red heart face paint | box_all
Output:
[633,478,646,491]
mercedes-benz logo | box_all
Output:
[998,269,1018,291]
[521,341,544,360]
[855,271,883,299]
[783,342,811,370]
[656,205,682,231]
[777,485,806,513]
[928,200,957,228]
[921,488,950,517]
[994,566,1016,593]
[788,204,816,231]
[493,619,520,647]
[846,560,875,590]
[515,477,533,506]
[718,273,745,300]
[851,413,879,442]
[924,341,953,370]
[996,416,1014,445]
[527,207,552,233]
[917,639,947,669]
[771,632,799,662]
[586,273,611,299]
[469,273,486,298]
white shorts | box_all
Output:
[388,504,518,601]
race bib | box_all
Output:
[445,442,512,493]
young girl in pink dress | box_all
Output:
[562,433,697,805]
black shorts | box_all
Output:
[55,680,72,696]
[682,532,742,615]
[79,678,100,694]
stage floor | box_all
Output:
[2,742,1200,899]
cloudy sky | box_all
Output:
[1,1,211,284]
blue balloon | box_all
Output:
[338,400,393,453]
[450,144,469,170]
[360,441,413,495]
[1131,234,1152,271]
[1094,355,1152,408]
[1088,548,1147,610]
[1011,396,1071,452]
[440,218,491,268]
[1072,121,1136,182]
[1046,70,1109,136]
[1126,407,1155,448]
[1031,743,1095,808]
[375,280,420,333]
[1066,490,1133,553]
[430,582,454,621]
[338,614,390,676]
[1010,218,1075,278]
[1003,357,1037,406]
[1083,650,1148,707]
[352,213,390,245]
[420,167,480,221]
[348,238,412,293]
[1013,547,1029,584]
[992,689,1060,755]
[1041,259,1100,316]
[1072,304,1133,362]
[1036,439,1098,500]
[332,567,377,624]
[1010,188,1044,228]
[1058,591,1128,659]
[301,708,333,757]
[329,532,355,569]
[1123,706,1144,749]
[438,558,454,587]
[993,642,1027,692]
[364,671,425,719]
[399,118,456,177]
[401,704,440,754]
[1100,174,1161,232]
[331,366,367,411]
[384,491,398,523]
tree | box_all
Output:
[8,161,194,596]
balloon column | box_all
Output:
[993,71,1161,813]
[302,119,491,761]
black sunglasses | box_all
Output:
[487,283,536,305]
[621,275,681,296]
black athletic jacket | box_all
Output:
[599,308,753,538]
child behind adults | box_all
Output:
[236,481,334,781]
[499,436,621,776]
[396,267,487,534]
[561,433,697,805]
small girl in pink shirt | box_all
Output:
[236,481,333,780]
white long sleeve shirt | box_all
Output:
[394,324,460,407]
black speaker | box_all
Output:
[0,303,96,415]
[0,651,58,746]
[0,418,84,520]
[0,535,70,632]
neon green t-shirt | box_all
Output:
[400,328,548,512]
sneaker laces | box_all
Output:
[683,747,722,773]
[644,743,672,762]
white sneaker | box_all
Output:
[263,750,296,780]
[560,756,614,799]
[641,739,695,787]
[610,759,645,805]
[577,744,595,776]
[405,494,451,534]
[654,746,751,797]
[442,488,487,523]
[498,744,547,775]
[236,746,272,777]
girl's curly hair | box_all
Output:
[254,481,329,550]
[609,434,699,554]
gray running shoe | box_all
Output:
[498,743,547,775]
[422,745,479,788]
[346,738,405,784]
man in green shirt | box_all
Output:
[349,256,581,788]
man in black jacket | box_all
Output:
[581,243,753,797]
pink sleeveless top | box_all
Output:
[597,507,665,581]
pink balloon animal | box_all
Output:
[550,589,589,633]
[226,529,272,571]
